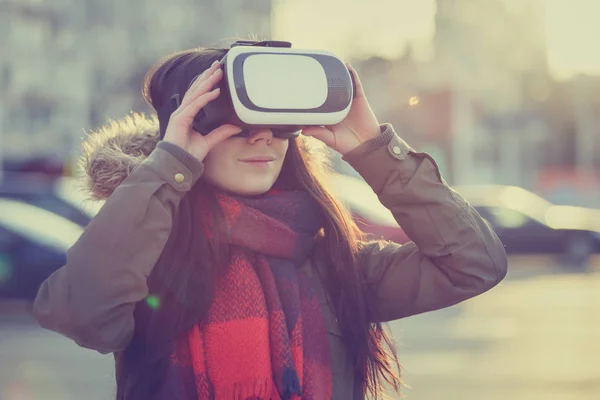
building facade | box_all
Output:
[0,0,272,163]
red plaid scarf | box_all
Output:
[162,189,333,399]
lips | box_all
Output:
[240,156,275,162]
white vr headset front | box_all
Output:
[159,40,356,138]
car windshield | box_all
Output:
[453,185,552,225]
[0,198,84,252]
[54,177,104,218]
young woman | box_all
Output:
[33,46,507,400]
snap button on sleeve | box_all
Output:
[392,145,402,155]
[174,173,185,183]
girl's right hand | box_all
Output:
[162,60,242,162]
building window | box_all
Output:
[84,0,115,25]
[1,65,11,91]
[9,94,55,134]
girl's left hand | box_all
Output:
[301,64,381,155]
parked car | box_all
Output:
[453,184,600,268]
[329,174,409,244]
[0,172,103,227]
[0,198,83,300]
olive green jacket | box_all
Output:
[33,117,507,399]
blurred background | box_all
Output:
[0,0,599,399]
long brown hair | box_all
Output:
[116,46,401,399]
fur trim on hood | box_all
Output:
[76,113,160,201]
[75,112,331,202]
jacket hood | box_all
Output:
[75,112,330,202]
[77,113,160,201]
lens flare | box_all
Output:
[408,96,420,106]
[146,295,161,310]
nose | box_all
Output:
[247,128,273,144]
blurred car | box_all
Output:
[453,184,600,268]
[329,174,409,244]
[0,198,83,300]
[0,172,103,227]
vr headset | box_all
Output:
[158,40,356,139]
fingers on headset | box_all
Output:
[181,62,223,108]
[173,88,220,127]
[204,124,243,148]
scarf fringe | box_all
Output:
[281,369,302,399]
[213,377,275,400]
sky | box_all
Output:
[272,0,600,80]
[544,0,600,79]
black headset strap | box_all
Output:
[157,94,181,139]
[231,40,291,48]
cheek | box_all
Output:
[277,139,290,159]
[273,140,290,172]
[201,145,235,182]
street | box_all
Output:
[1,256,599,400]
[392,255,600,400]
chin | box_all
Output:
[236,184,274,197]
[219,179,276,197]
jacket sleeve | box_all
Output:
[342,124,508,322]
[32,141,203,354]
